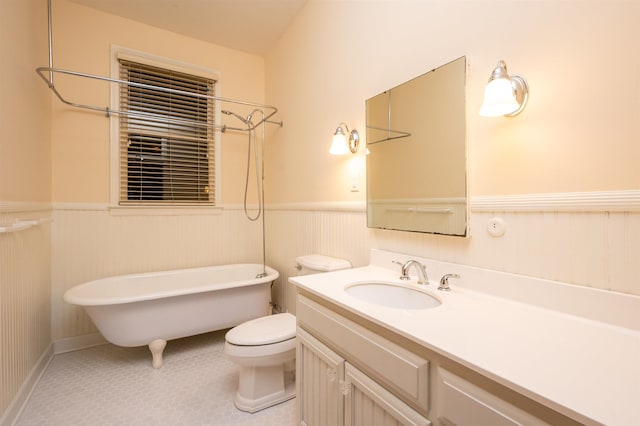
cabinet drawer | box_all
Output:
[436,368,549,426]
[297,295,429,412]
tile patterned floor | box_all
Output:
[16,330,296,426]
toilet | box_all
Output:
[224,254,351,413]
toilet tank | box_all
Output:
[295,254,351,276]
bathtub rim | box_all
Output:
[64,263,279,306]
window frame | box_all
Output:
[109,46,222,210]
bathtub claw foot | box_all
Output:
[149,339,167,369]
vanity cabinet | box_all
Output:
[296,294,431,426]
[297,327,430,426]
[296,291,565,426]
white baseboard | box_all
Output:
[53,333,107,354]
[0,344,53,426]
[0,334,108,426]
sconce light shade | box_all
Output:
[330,127,350,155]
[480,60,529,117]
[330,122,360,155]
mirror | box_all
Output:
[366,56,467,236]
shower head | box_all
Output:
[222,109,251,125]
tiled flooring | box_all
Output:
[16,330,296,426]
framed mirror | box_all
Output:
[366,56,467,236]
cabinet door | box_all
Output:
[297,327,345,426]
[345,363,431,426]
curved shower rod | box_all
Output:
[35,66,283,132]
[36,0,282,133]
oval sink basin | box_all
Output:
[345,281,441,310]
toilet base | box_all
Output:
[233,368,296,413]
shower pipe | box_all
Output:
[36,0,283,133]
[225,109,268,279]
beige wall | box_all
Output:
[51,0,266,205]
[261,0,640,308]
[3,2,640,419]
[0,0,52,202]
[265,0,640,202]
[0,0,52,420]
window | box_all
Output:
[118,59,216,205]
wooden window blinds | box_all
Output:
[118,59,215,205]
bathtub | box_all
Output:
[64,263,278,368]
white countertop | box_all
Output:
[290,250,640,426]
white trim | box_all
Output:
[114,49,220,81]
[51,202,225,216]
[0,202,52,214]
[108,206,224,216]
[52,202,268,212]
[52,202,109,211]
[0,336,110,425]
[265,191,640,213]
[471,190,640,212]
[266,201,366,212]
[0,344,53,426]
[109,45,222,207]
[53,333,108,355]
[49,190,640,214]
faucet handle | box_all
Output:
[438,273,459,291]
[392,260,410,280]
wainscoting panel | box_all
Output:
[265,201,640,313]
[0,207,51,420]
[265,209,374,313]
[51,194,640,341]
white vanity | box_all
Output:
[290,249,640,426]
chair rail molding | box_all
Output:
[471,190,640,212]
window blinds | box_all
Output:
[119,60,215,205]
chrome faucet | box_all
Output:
[393,260,429,285]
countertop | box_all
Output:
[290,250,640,426]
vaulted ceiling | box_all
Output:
[69,0,308,55]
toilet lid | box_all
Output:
[226,313,296,346]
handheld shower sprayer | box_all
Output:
[222,109,252,126]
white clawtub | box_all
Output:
[64,263,278,368]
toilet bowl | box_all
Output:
[224,313,297,413]
[224,255,351,413]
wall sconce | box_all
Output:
[479,60,529,117]
[330,122,360,155]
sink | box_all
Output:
[345,281,441,310]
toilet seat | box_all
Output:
[224,337,295,359]
[225,313,296,346]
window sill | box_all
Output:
[108,205,224,216]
